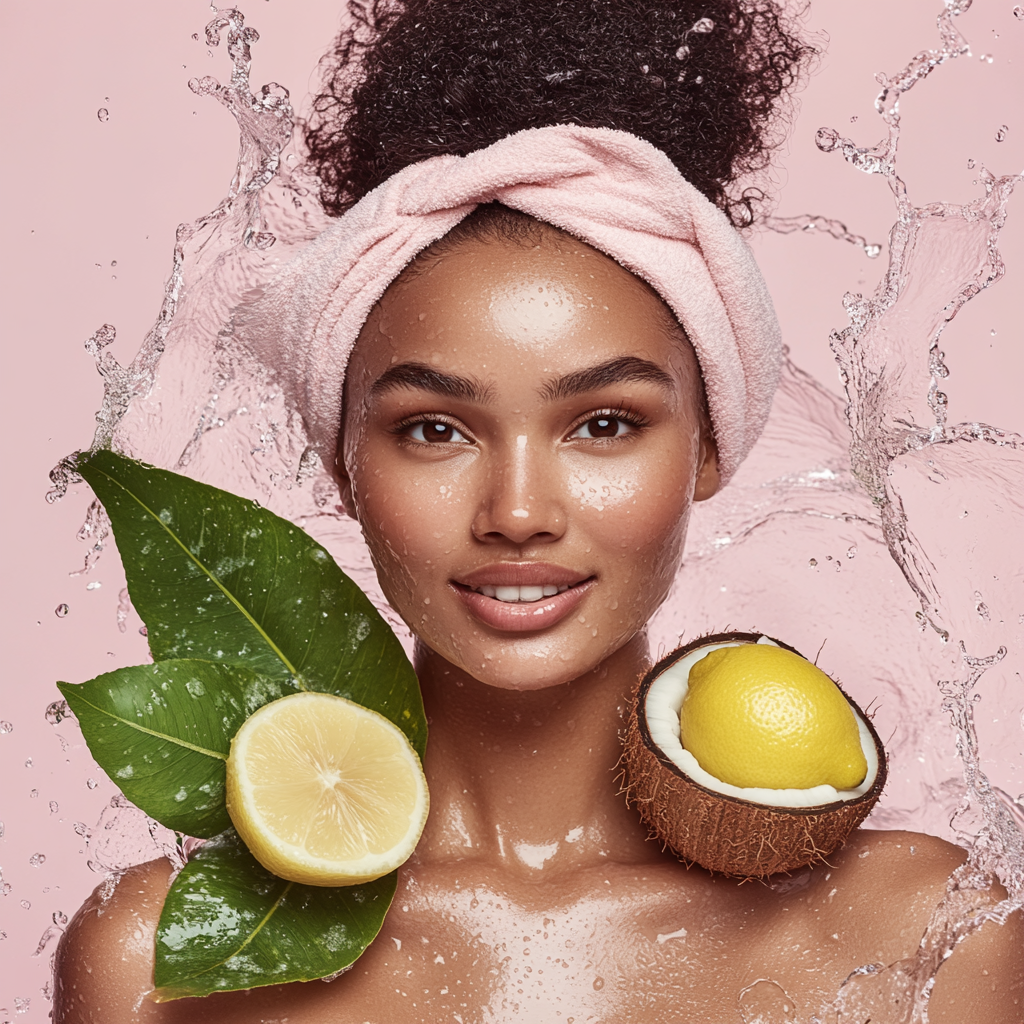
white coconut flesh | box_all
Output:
[644,637,879,809]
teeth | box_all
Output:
[475,583,575,603]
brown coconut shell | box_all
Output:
[622,631,887,879]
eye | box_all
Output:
[405,419,469,444]
[570,415,634,440]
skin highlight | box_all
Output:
[53,225,1023,1023]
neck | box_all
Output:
[413,631,661,878]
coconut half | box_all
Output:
[622,631,887,878]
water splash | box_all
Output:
[47,7,298,508]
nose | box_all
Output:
[471,433,567,547]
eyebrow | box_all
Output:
[370,362,494,403]
[369,354,675,406]
[540,356,675,401]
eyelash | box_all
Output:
[566,406,649,441]
[394,414,471,445]
[394,406,650,446]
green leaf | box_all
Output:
[57,661,290,837]
[76,449,425,757]
[153,830,397,1000]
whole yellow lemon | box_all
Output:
[680,644,867,791]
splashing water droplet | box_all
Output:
[0,721,12,735]
[86,779,98,790]
[139,624,148,636]
[49,801,58,815]
[996,124,1009,141]
[52,911,68,927]
[967,157,976,168]
[85,580,102,591]
[116,587,131,633]
[96,108,109,122]
[20,901,30,910]
[690,17,714,32]
[815,126,840,152]
[24,758,32,768]
[675,44,690,60]
[1015,5,1024,20]
[45,700,70,725]
[28,854,45,868]
[54,603,69,618]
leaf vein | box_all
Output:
[91,465,301,679]
[69,693,227,761]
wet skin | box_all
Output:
[55,225,1023,1022]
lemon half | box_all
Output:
[680,644,867,791]
[226,691,429,886]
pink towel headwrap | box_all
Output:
[246,125,781,484]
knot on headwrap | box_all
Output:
[242,124,781,484]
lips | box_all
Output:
[451,563,595,633]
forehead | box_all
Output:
[348,226,696,387]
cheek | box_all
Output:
[569,448,696,552]
[349,449,470,603]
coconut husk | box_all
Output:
[622,631,888,879]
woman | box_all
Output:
[54,0,1022,1020]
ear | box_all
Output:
[693,432,721,502]
[333,443,359,520]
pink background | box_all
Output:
[2,0,1022,1017]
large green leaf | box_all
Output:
[153,831,397,1000]
[76,449,425,757]
[57,661,290,837]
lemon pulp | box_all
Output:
[679,644,868,791]
[226,691,429,886]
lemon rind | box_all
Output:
[644,637,878,808]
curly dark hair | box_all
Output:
[305,0,814,226]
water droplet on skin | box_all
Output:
[996,124,1009,142]
[96,108,109,122]
[54,603,69,618]
[28,854,45,868]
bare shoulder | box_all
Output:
[831,829,1023,1023]
[54,858,175,1024]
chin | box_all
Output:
[415,624,644,692]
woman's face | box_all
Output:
[338,224,719,690]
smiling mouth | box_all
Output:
[452,577,594,604]
[469,583,573,603]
